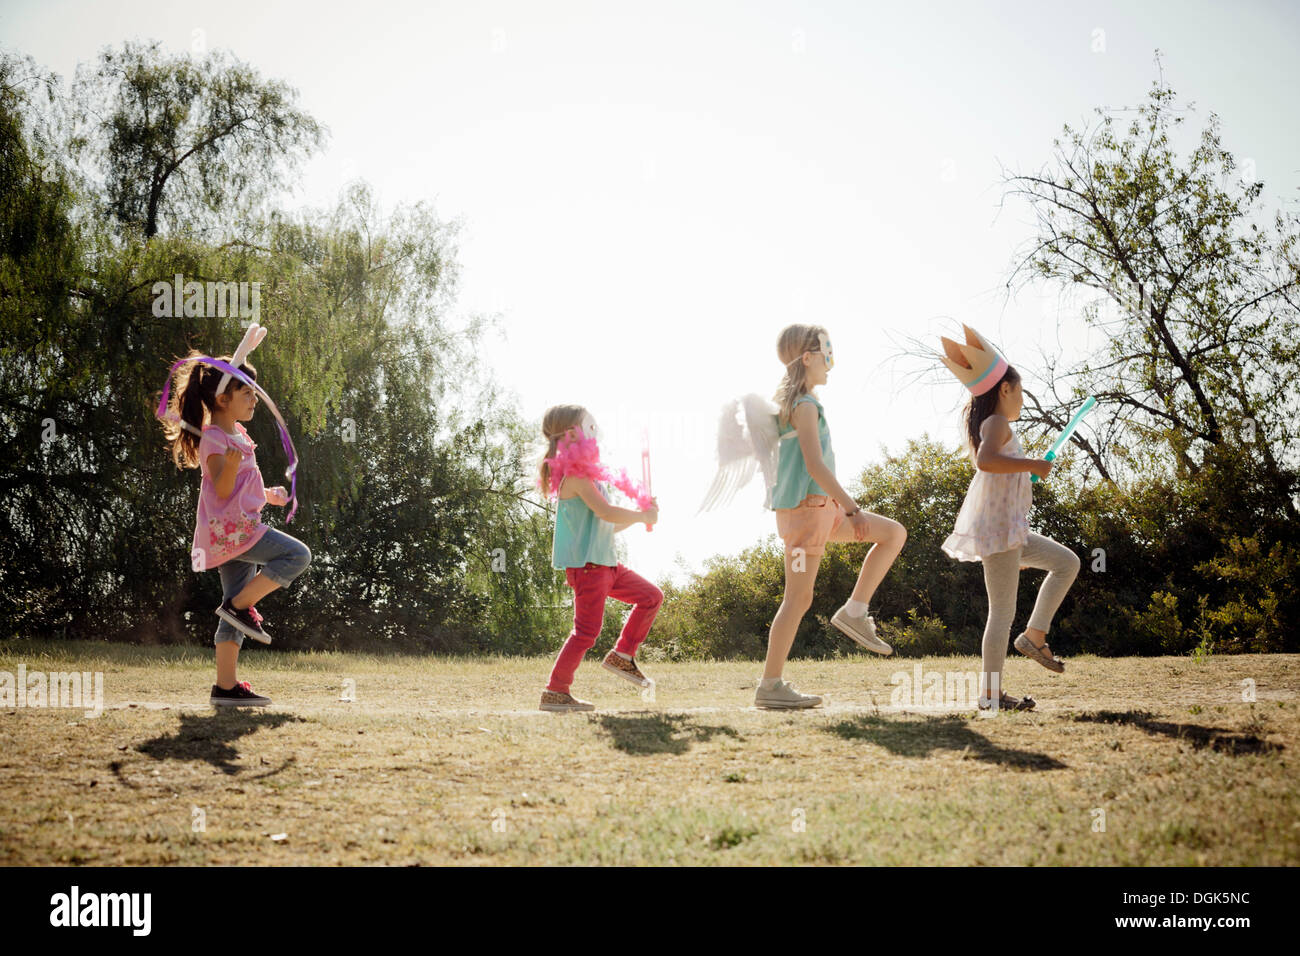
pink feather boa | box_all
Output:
[541,435,653,509]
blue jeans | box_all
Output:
[214,528,312,646]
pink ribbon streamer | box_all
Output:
[641,428,652,532]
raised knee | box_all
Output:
[877,519,905,548]
[289,543,312,578]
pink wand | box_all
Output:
[542,429,654,526]
[641,427,653,532]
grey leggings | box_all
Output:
[981,532,1080,693]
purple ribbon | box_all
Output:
[157,355,300,523]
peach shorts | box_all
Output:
[774,493,848,557]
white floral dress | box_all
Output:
[941,431,1032,561]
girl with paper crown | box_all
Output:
[938,324,1079,711]
[158,323,311,708]
[698,324,906,709]
[536,405,661,712]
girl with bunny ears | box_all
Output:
[158,324,311,707]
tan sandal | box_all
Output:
[978,691,1036,712]
[1014,633,1065,673]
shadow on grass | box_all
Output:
[1071,710,1281,756]
[120,710,308,777]
[597,712,743,756]
[825,715,1067,770]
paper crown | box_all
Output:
[939,324,1008,395]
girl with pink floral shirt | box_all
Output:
[161,349,311,707]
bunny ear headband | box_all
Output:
[160,322,267,437]
[157,322,301,523]
[217,322,267,394]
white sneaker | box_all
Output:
[831,606,893,655]
[754,679,823,710]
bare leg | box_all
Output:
[215,559,253,690]
[824,510,907,606]
[232,572,280,610]
[763,548,824,680]
[216,641,240,690]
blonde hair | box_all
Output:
[773,324,829,427]
[538,403,588,495]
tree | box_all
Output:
[72,40,325,239]
[1003,60,1300,528]
[1,48,562,651]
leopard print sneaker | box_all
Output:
[539,689,595,712]
[601,650,653,688]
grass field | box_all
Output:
[1,641,1296,866]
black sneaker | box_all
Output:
[215,599,270,644]
[210,681,271,707]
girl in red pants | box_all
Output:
[538,404,661,712]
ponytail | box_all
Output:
[160,351,257,469]
[538,404,587,497]
[773,323,828,427]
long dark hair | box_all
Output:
[161,351,257,469]
[963,364,1020,458]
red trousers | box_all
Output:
[547,562,663,694]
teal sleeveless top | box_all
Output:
[770,393,835,510]
[552,479,619,570]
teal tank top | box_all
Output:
[552,480,619,570]
[770,394,835,510]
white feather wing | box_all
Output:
[741,394,783,508]
[697,399,753,513]
[697,394,783,513]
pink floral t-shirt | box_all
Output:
[192,423,269,570]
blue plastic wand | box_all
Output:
[1031,396,1096,484]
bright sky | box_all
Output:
[6,0,1299,583]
